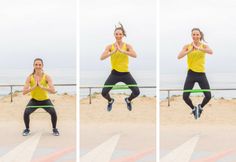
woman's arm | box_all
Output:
[177,44,192,59]
[100,45,116,60]
[39,75,56,94]
[119,43,137,58]
[200,44,213,54]
[23,76,37,95]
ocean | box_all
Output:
[160,73,236,99]
[80,70,156,98]
[0,68,76,96]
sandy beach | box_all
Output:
[0,92,76,162]
[160,95,236,161]
[80,93,156,162]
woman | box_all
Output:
[100,23,140,111]
[178,28,213,119]
[22,58,59,136]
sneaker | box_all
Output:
[191,106,198,119]
[53,128,60,136]
[107,98,114,111]
[125,98,132,111]
[197,104,203,118]
[22,128,30,136]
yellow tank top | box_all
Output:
[110,43,129,72]
[187,44,206,72]
[30,74,49,101]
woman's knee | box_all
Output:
[133,88,140,97]
[48,109,57,117]
[183,93,190,101]
[205,92,211,100]
[101,89,109,97]
[24,109,32,117]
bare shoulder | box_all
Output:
[184,44,190,48]
[27,74,32,80]
[202,43,209,48]
[125,43,134,50]
[25,74,32,83]
[45,74,52,80]
[105,44,112,51]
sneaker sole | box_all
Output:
[196,106,199,119]
[22,133,30,136]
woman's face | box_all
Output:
[114,29,124,41]
[191,30,201,42]
[34,60,43,72]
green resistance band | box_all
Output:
[103,84,138,90]
[27,105,54,108]
[183,89,211,93]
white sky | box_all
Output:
[161,0,236,74]
[0,0,76,69]
[80,0,156,72]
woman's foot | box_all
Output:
[53,128,60,136]
[107,98,114,111]
[22,128,30,136]
[125,98,132,111]
[197,104,203,118]
[191,106,198,119]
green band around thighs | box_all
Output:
[27,105,54,108]
[183,89,211,93]
[103,84,138,90]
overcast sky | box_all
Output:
[0,0,75,69]
[80,0,156,72]
[161,0,236,74]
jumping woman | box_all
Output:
[178,28,213,119]
[100,23,140,111]
[22,58,59,136]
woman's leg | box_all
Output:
[197,74,211,108]
[183,73,196,109]
[44,107,57,129]
[122,73,140,101]
[23,108,37,129]
[101,72,119,102]
[41,99,57,128]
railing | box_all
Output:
[160,88,236,106]
[80,85,156,104]
[0,84,76,102]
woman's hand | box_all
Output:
[23,75,37,95]
[177,44,193,59]
[115,43,123,52]
[192,42,200,50]
[38,82,44,89]
[100,45,116,60]
[192,42,213,54]
[117,43,137,58]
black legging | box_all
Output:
[23,99,57,129]
[183,70,211,109]
[102,70,140,101]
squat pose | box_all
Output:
[22,58,59,136]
